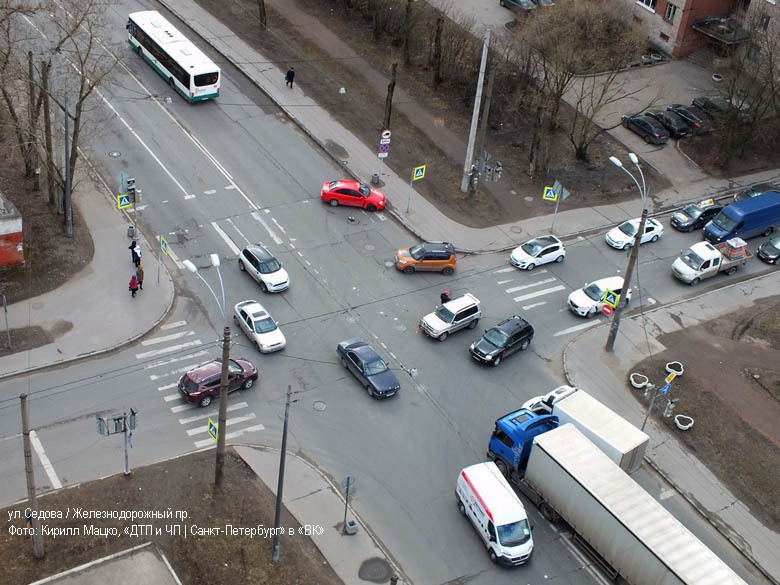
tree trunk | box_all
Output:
[402,0,412,67]
[256,0,266,28]
[432,18,443,88]
[528,105,546,177]
[383,63,397,130]
[41,61,57,206]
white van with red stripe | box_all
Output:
[456,462,534,565]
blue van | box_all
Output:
[703,191,780,244]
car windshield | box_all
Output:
[711,211,737,232]
[434,305,455,323]
[765,238,780,253]
[680,204,703,219]
[358,183,370,197]
[521,240,542,256]
[618,221,637,237]
[259,258,281,274]
[483,328,509,349]
[496,519,532,547]
[254,316,277,334]
[583,283,606,302]
[680,249,704,270]
[408,244,425,260]
[228,359,242,373]
[364,357,388,376]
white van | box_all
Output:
[455,462,534,565]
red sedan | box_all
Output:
[320,179,386,211]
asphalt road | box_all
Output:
[1,5,774,585]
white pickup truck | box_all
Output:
[671,237,752,285]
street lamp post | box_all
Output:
[605,153,648,352]
[183,255,231,487]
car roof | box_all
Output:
[237,300,269,316]
[245,244,275,260]
[443,293,480,311]
[185,360,222,382]
[592,276,624,289]
[420,241,455,251]
[494,315,531,332]
[530,234,562,246]
[351,342,380,361]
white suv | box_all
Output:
[420,293,481,341]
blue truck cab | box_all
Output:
[488,409,558,480]
[703,191,780,244]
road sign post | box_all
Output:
[407,164,426,213]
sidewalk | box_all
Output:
[0,2,777,584]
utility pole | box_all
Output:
[461,30,490,192]
[475,66,496,180]
[272,385,292,563]
[214,325,231,487]
[21,394,44,558]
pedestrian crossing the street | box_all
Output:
[137,320,265,448]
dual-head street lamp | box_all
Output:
[183,255,231,487]
[605,153,648,352]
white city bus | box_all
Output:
[126,10,220,102]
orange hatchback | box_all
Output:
[395,241,456,275]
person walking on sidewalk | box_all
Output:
[285,67,295,88]
[129,240,139,264]
[134,244,142,268]
[135,264,144,290]
[129,274,139,297]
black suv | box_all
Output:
[469,315,534,367]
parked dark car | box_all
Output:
[469,315,534,367]
[692,95,751,121]
[337,338,400,398]
[500,0,536,11]
[757,236,780,264]
[178,358,258,407]
[621,115,669,145]
[645,110,690,139]
[667,104,710,135]
[733,182,780,202]
[670,199,724,232]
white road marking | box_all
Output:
[30,431,62,490]
[251,211,283,245]
[493,267,515,273]
[522,301,547,310]
[513,285,565,303]
[141,331,194,346]
[149,363,201,381]
[186,414,257,436]
[164,394,182,402]
[506,278,557,293]
[178,402,249,424]
[272,218,286,233]
[496,279,514,285]
[143,350,210,370]
[170,404,193,413]
[211,221,241,255]
[136,340,203,359]
[193,424,265,448]
[160,320,187,330]
[204,189,216,195]
[553,320,602,337]
[158,382,178,392]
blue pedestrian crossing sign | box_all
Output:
[660,383,671,395]
[117,194,133,210]
[413,165,426,181]
[543,186,558,201]
[207,418,218,442]
[602,289,619,308]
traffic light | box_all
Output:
[494,162,503,182]
[127,177,136,203]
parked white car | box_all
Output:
[605,218,663,250]
[567,276,632,318]
[233,300,286,352]
[509,235,565,270]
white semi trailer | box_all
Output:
[523,424,749,585]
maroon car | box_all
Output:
[178,358,258,407]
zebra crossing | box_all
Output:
[137,320,265,449]
[492,266,605,337]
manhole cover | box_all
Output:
[313,401,326,412]
[364,244,375,251]
[509,225,523,234]
[523,196,533,202]
[357,557,392,582]
[384,260,395,268]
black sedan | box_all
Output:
[645,110,690,139]
[757,236,780,265]
[667,104,710,135]
[670,199,724,232]
[621,115,669,145]
[337,339,400,398]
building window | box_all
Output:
[664,3,678,23]
[637,0,658,11]
[757,14,770,33]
